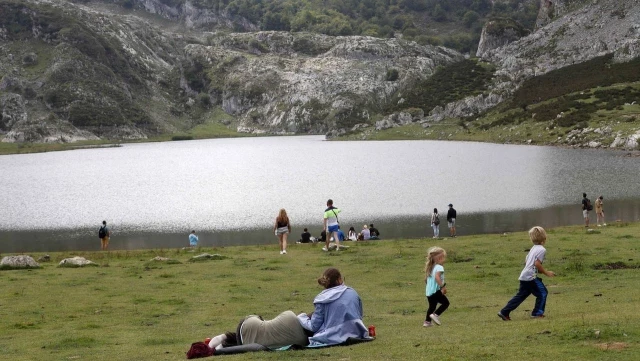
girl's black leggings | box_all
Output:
[426,290,450,320]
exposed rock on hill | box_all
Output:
[186,32,461,134]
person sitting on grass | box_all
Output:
[369,224,380,240]
[297,268,370,347]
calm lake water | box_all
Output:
[1,136,639,252]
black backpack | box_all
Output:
[433,214,440,225]
[586,199,593,211]
[98,226,107,239]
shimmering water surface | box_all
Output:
[1,136,639,252]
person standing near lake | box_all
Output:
[323,199,341,251]
[274,209,291,255]
[498,226,555,321]
[595,196,606,227]
[447,204,457,238]
[188,230,199,248]
[430,208,440,239]
[98,220,111,251]
[581,193,592,228]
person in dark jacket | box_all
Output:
[369,224,380,240]
[446,204,457,238]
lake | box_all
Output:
[1,136,639,252]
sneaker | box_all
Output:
[282,250,287,254]
[530,314,545,319]
[603,223,607,226]
[322,247,328,252]
[429,313,441,325]
[279,251,284,255]
[423,321,433,327]
[597,224,601,227]
[497,312,511,321]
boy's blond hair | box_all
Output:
[529,226,547,245]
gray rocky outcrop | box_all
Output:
[37,255,51,262]
[187,32,461,135]
[424,93,505,123]
[58,256,98,267]
[476,19,528,58]
[481,0,640,89]
[0,255,40,270]
[610,131,640,149]
[137,0,257,31]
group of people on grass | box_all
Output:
[195,267,370,355]
[271,199,382,255]
[189,224,555,357]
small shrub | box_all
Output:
[386,68,399,81]
[171,135,193,141]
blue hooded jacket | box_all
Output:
[297,285,369,347]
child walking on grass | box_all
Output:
[498,226,556,321]
[424,246,449,327]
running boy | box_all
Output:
[498,226,555,321]
[424,246,449,327]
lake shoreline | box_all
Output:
[3,199,639,253]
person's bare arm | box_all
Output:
[535,259,555,277]
[435,271,447,294]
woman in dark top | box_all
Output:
[274,208,291,255]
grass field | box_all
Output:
[1,223,639,360]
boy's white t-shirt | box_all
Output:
[519,245,546,281]
[426,264,445,297]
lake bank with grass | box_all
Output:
[1,223,638,360]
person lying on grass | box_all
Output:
[206,310,309,350]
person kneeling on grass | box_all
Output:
[498,226,556,321]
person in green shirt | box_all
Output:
[323,199,341,251]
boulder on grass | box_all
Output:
[0,255,40,270]
[58,256,98,268]
[189,253,228,262]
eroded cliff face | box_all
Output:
[484,0,640,89]
[437,0,640,124]
[136,0,257,31]
[186,32,461,134]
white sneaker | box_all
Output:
[430,313,441,325]
[597,224,601,227]
[423,321,432,327]
[279,251,284,255]
[282,250,287,254]
[322,247,328,252]
[604,223,607,226]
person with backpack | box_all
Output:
[98,220,111,251]
[430,208,440,239]
[581,193,592,228]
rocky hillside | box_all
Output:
[1,0,639,149]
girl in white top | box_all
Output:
[430,208,440,238]
[347,226,357,241]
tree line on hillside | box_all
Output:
[119,0,540,53]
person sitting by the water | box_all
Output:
[299,228,312,243]
[297,268,369,347]
[319,230,327,244]
[357,225,370,241]
[205,310,310,351]
[368,224,380,240]
[347,226,357,241]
